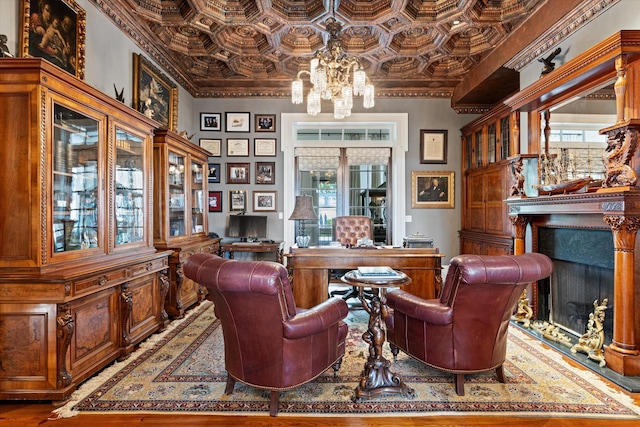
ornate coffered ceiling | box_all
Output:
[89,0,616,111]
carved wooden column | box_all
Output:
[602,214,640,375]
[510,215,529,255]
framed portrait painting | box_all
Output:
[225,112,250,132]
[420,130,448,164]
[132,53,178,131]
[253,191,277,212]
[200,113,221,131]
[208,191,222,212]
[255,114,276,132]
[228,190,247,212]
[20,0,86,79]
[411,170,454,209]
[226,162,250,184]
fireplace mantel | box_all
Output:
[507,188,640,376]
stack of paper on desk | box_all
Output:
[355,266,401,279]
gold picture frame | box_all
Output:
[132,53,178,131]
[20,0,86,79]
[411,171,454,209]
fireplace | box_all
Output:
[537,228,614,342]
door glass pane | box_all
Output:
[298,167,337,246]
[115,130,145,245]
[349,165,387,243]
[191,160,205,234]
[52,103,99,253]
[167,151,186,237]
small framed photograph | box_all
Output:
[227,138,250,156]
[200,138,221,157]
[208,163,221,183]
[255,114,276,132]
[420,130,448,164]
[255,162,275,185]
[253,191,277,212]
[254,138,277,157]
[225,112,250,132]
[411,171,454,209]
[200,113,221,131]
[229,190,247,212]
[226,162,250,184]
[208,191,222,212]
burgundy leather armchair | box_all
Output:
[183,253,349,416]
[384,253,553,396]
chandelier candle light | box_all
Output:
[291,18,374,119]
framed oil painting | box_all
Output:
[411,170,454,209]
[420,129,448,164]
[253,191,277,212]
[208,191,222,212]
[225,112,250,132]
[228,190,247,212]
[255,162,275,185]
[132,53,178,131]
[20,0,86,79]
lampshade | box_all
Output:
[288,195,317,221]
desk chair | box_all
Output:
[329,215,374,302]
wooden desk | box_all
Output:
[219,241,284,264]
[286,247,444,309]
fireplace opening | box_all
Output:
[537,227,614,343]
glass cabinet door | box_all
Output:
[115,129,145,245]
[168,151,186,237]
[52,103,100,253]
[191,160,205,234]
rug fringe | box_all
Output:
[50,301,213,420]
[509,327,640,416]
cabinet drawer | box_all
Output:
[73,268,128,295]
[130,257,168,277]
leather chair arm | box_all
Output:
[283,297,349,340]
[387,290,453,325]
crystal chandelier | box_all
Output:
[291,17,374,119]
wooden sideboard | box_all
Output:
[286,247,444,309]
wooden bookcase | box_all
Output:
[460,103,519,255]
[0,59,170,400]
[153,130,221,318]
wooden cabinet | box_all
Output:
[0,59,170,400]
[153,130,220,318]
[460,104,517,255]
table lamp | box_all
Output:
[288,195,317,248]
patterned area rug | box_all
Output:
[54,301,640,419]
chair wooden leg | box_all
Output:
[455,373,465,396]
[332,357,343,377]
[224,376,236,395]
[269,390,280,417]
[496,364,506,383]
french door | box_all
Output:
[296,147,389,245]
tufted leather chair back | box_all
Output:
[333,215,372,245]
[385,253,553,395]
[183,253,349,415]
